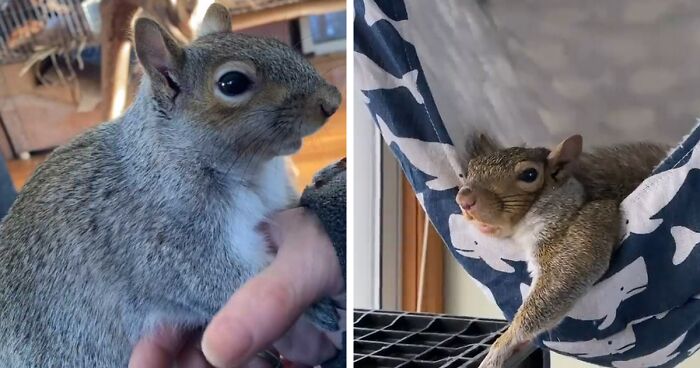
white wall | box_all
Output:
[443,254,700,367]
[444,251,504,320]
[353,88,380,309]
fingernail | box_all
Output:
[202,322,253,368]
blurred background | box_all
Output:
[0,0,346,193]
[355,0,700,367]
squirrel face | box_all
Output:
[133,4,341,157]
[456,134,582,238]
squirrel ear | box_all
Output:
[134,18,183,96]
[197,3,231,37]
[467,132,501,158]
[548,134,582,174]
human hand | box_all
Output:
[128,207,345,368]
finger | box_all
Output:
[177,344,214,368]
[128,326,189,368]
[266,208,344,296]
[273,316,336,366]
[202,209,343,367]
[202,239,338,367]
[201,265,306,367]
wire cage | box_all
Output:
[0,0,95,65]
[354,309,547,368]
[0,0,322,65]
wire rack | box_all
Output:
[354,309,546,368]
[0,0,93,65]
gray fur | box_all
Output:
[0,7,340,367]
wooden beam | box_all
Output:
[401,176,444,313]
[0,116,14,159]
[231,0,345,31]
[100,0,139,121]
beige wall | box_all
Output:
[443,253,700,368]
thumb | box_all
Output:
[201,210,341,367]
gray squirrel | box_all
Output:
[456,134,668,368]
[0,4,341,367]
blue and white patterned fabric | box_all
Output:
[355,0,700,367]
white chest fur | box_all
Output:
[224,157,296,271]
[512,212,546,280]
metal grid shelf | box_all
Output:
[354,309,546,368]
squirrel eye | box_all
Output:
[518,168,538,183]
[217,71,252,96]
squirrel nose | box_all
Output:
[320,101,338,118]
[456,187,477,211]
[319,84,341,118]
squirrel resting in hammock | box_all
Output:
[456,134,668,368]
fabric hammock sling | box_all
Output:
[354,0,700,367]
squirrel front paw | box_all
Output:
[479,330,529,368]
[479,345,508,368]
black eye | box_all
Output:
[217,71,252,96]
[518,168,539,183]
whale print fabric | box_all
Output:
[355,0,700,367]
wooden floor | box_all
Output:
[5,53,347,193]
[6,157,40,189]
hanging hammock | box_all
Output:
[355,0,700,367]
